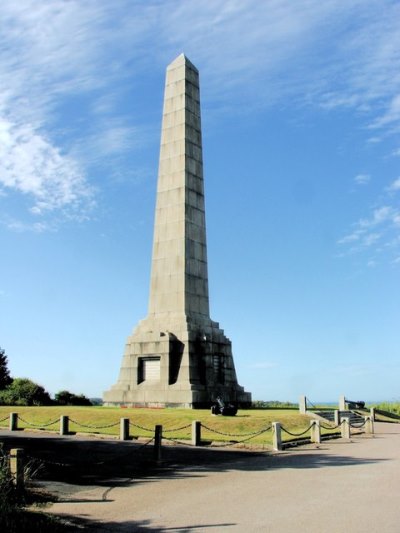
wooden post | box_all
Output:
[154,424,162,462]
[341,416,350,439]
[370,407,376,422]
[272,422,282,451]
[334,410,340,426]
[120,418,130,440]
[311,420,321,444]
[192,420,201,446]
[9,412,18,431]
[339,395,346,411]
[365,416,374,435]
[10,448,24,493]
[299,395,307,414]
[60,415,69,436]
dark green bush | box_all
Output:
[0,378,52,406]
[54,390,92,406]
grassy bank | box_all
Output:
[373,402,400,416]
[0,405,340,446]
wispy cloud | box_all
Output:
[387,177,400,192]
[359,206,396,228]
[2,217,53,233]
[0,117,93,215]
[2,0,400,231]
[0,1,151,228]
[162,0,400,139]
[338,196,400,264]
[354,174,371,185]
[0,1,105,227]
[370,94,400,129]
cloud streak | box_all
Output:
[338,198,400,263]
[1,0,400,231]
[0,117,93,215]
[354,174,371,186]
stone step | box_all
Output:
[312,410,365,424]
[311,410,336,421]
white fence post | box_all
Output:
[365,416,374,435]
[272,422,282,451]
[311,420,321,444]
[299,395,307,414]
[341,416,350,439]
[339,395,346,411]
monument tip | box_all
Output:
[168,53,197,71]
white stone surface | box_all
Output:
[104,54,251,407]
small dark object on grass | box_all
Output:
[211,397,238,416]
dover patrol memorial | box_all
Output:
[104,54,251,408]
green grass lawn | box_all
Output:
[0,406,340,446]
[373,401,400,417]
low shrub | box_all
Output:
[0,445,19,530]
[0,446,70,532]
[252,400,298,409]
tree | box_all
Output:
[0,347,12,390]
[55,390,92,406]
[0,378,52,406]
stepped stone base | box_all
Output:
[103,315,251,408]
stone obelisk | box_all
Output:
[103,54,251,407]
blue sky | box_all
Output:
[0,0,399,403]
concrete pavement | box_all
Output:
[2,422,400,531]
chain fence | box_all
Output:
[17,416,60,428]
[68,418,120,430]
[280,423,314,438]
[349,419,367,429]
[129,422,192,434]
[305,397,318,410]
[0,412,371,456]
[211,428,273,447]
[200,423,272,438]
[162,423,192,433]
[2,408,376,498]
[320,422,341,430]
[129,422,154,432]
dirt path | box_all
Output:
[2,422,400,531]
